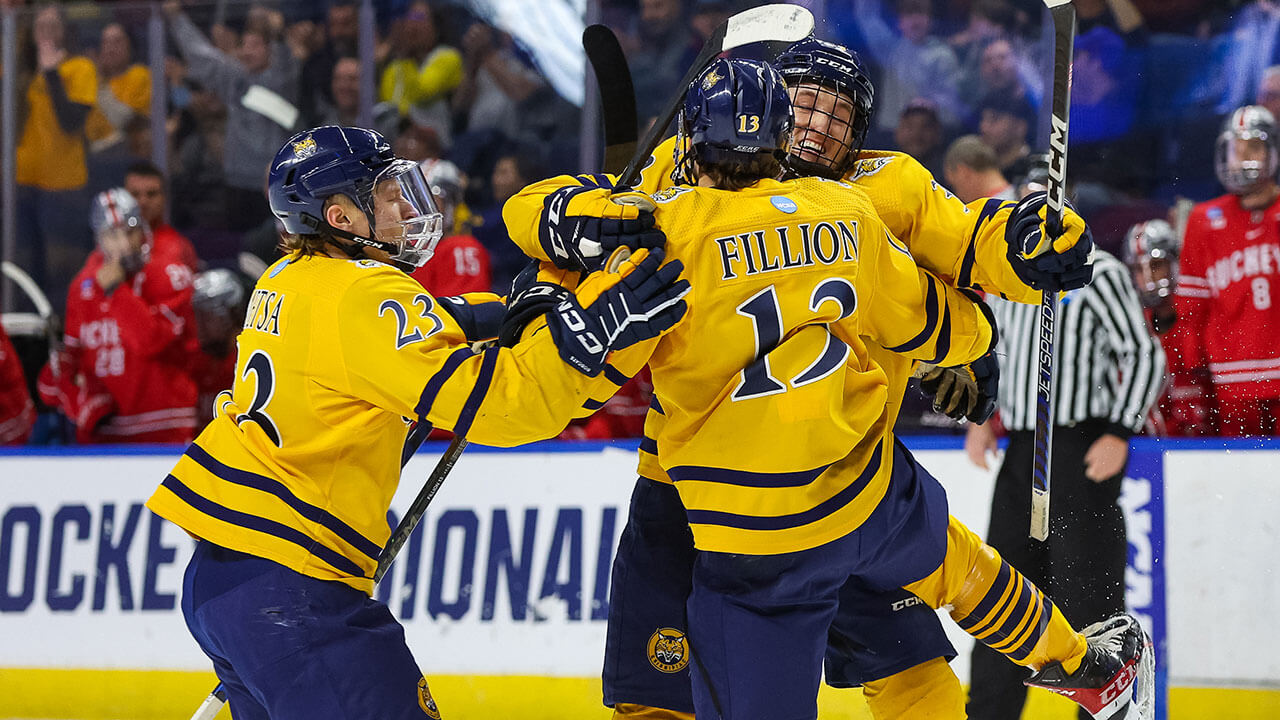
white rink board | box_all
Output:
[1162,450,1280,686]
[0,445,1275,688]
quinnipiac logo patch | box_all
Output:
[417,676,442,719]
[646,627,691,673]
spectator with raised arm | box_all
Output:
[163,0,298,233]
[86,22,151,156]
[15,4,97,311]
[852,0,962,135]
[451,20,544,140]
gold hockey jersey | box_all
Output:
[147,253,620,593]
[511,175,996,553]
[504,138,1037,489]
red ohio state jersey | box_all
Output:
[59,243,199,442]
[1175,193,1280,402]
[1145,309,1212,436]
[0,325,35,445]
[411,234,492,296]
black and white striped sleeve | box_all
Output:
[1083,259,1167,436]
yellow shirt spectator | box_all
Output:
[17,55,97,191]
[85,64,151,149]
[378,45,464,116]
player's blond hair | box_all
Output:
[277,195,349,257]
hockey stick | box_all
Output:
[1030,0,1076,542]
[584,24,638,174]
[188,419,435,720]
[615,3,814,190]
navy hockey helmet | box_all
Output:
[268,125,444,267]
[1216,105,1280,195]
[774,36,875,179]
[674,57,794,185]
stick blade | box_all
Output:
[583,24,638,174]
[723,3,815,51]
[1030,489,1050,541]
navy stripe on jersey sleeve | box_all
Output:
[649,395,664,415]
[185,444,382,561]
[582,398,607,411]
[436,296,504,342]
[886,276,940,353]
[415,346,474,418]
[959,199,1009,289]
[926,304,953,365]
[682,444,882,531]
[604,364,631,386]
[640,434,658,455]
[162,475,368,578]
[453,347,499,437]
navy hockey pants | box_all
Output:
[181,541,442,720]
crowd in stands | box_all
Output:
[2,0,1280,444]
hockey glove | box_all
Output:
[539,186,665,271]
[546,247,690,376]
[917,349,1000,424]
[1006,191,1095,292]
[499,260,575,348]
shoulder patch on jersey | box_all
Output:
[651,186,692,204]
[770,196,798,214]
[351,258,386,269]
[1207,206,1226,230]
[850,156,894,180]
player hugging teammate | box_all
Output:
[503,40,1153,720]
[151,33,1155,720]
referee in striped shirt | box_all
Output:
[964,249,1166,720]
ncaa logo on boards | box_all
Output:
[771,196,798,214]
[292,134,318,159]
[417,676,442,719]
[647,628,691,673]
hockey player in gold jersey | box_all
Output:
[505,54,1150,720]
[145,126,689,720]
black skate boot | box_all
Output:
[1024,613,1155,720]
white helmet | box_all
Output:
[1215,105,1280,194]
[90,187,148,237]
[420,159,465,234]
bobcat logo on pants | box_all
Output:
[417,676,442,718]
[647,627,691,673]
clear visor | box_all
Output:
[1215,131,1279,194]
[367,159,444,268]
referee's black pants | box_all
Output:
[966,420,1128,720]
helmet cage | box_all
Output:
[1124,220,1180,308]
[784,77,865,180]
[1215,107,1280,194]
[355,159,445,269]
[774,37,875,179]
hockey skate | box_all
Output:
[1024,613,1155,720]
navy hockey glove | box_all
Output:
[546,248,690,376]
[918,350,1000,424]
[540,186,665,271]
[499,260,573,348]
[1006,191,1095,292]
